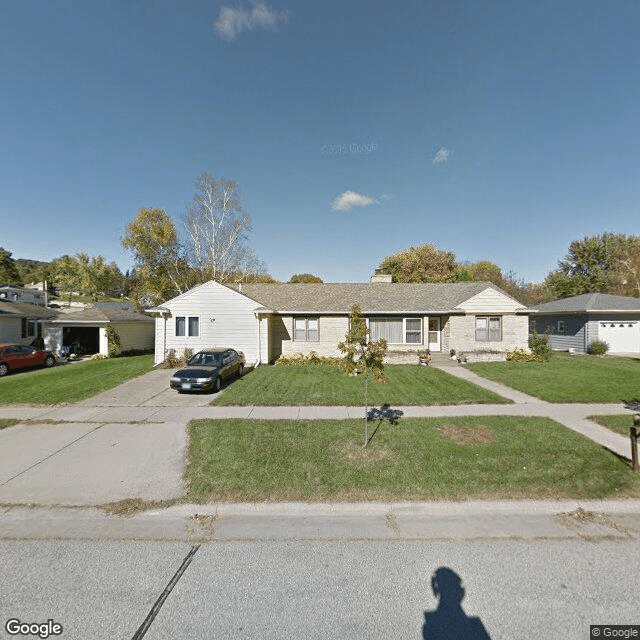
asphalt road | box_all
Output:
[2,537,638,640]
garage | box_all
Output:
[62,326,99,354]
[598,321,640,354]
[533,293,640,355]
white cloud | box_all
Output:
[433,148,452,164]
[215,2,288,41]
[331,191,377,212]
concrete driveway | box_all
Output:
[0,368,215,506]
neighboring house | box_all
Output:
[0,300,58,345]
[533,293,640,354]
[146,278,529,366]
[42,304,155,355]
[0,284,46,306]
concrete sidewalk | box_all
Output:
[0,365,636,508]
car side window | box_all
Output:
[19,346,36,354]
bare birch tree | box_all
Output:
[184,173,266,282]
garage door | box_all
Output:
[598,321,640,353]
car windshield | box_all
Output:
[187,352,221,367]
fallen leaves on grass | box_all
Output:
[437,423,495,445]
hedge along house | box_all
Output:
[146,279,530,366]
[42,304,155,356]
[532,293,640,355]
[0,299,58,346]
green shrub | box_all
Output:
[587,340,609,355]
[183,348,194,363]
[90,353,109,361]
[106,325,121,358]
[276,351,342,366]
[528,323,551,361]
[506,347,545,362]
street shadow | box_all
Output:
[365,403,403,446]
[422,567,492,640]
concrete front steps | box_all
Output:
[384,351,458,366]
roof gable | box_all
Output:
[454,286,526,313]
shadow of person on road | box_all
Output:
[422,567,492,639]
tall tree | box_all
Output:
[338,305,388,448]
[122,208,191,306]
[544,233,640,298]
[51,253,121,303]
[379,244,459,283]
[184,173,266,282]
[289,273,323,283]
[0,248,21,284]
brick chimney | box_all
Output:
[370,269,392,283]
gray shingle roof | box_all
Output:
[533,293,640,314]
[227,282,516,313]
[0,300,58,320]
[47,306,153,323]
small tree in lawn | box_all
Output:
[338,305,388,447]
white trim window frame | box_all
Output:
[557,320,565,335]
[188,316,199,337]
[176,316,200,337]
[475,316,502,342]
[293,317,319,342]
[369,317,423,345]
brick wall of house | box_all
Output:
[448,314,528,355]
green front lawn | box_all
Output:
[212,363,510,406]
[0,355,154,405]
[589,414,636,437]
[186,416,639,501]
[467,352,640,403]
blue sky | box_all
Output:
[2,0,639,284]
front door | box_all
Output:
[428,317,441,351]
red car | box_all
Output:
[0,344,56,376]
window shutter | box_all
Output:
[21,318,27,338]
[37,322,42,338]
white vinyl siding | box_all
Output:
[370,317,422,344]
[149,281,270,366]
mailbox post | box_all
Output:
[631,414,640,473]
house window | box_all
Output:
[176,316,199,337]
[369,317,422,344]
[475,316,502,341]
[293,317,319,341]
[557,321,565,334]
[27,320,36,337]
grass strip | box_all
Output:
[467,352,640,403]
[186,416,639,502]
[589,414,636,437]
[212,364,509,406]
[0,355,154,405]
[0,419,19,430]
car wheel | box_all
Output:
[237,364,244,378]
[213,376,222,393]
[44,355,55,368]
[0,363,8,377]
